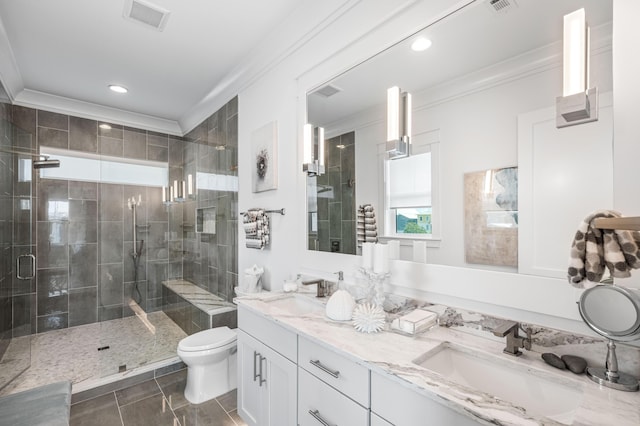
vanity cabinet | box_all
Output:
[237,306,297,426]
[298,335,370,406]
[371,370,479,426]
[371,413,393,426]
[298,335,370,425]
[298,368,369,426]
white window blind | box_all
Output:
[387,152,431,208]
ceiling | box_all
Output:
[0,0,336,134]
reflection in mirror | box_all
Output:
[306,0,613,274]
[307,131,356,253]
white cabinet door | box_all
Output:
[238,329,297,426]
[261,339,297,426]
[238,330,264,426]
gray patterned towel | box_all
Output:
[568,210,640,287]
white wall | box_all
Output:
[237,0,635,335]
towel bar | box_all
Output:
[593,217,640,231]
[240,208,285,216]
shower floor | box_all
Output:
[0,311,186,397]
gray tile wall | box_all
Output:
[310,131,356,254]
[0,101,13,359]
[11,106,176,333]
[4,97,238,335]
[0,103,37,359]
[173,97,238,303]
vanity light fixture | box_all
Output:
[387,86,412,159]
[556,8,598,128]
[411,37,432,52]
[163,174,194,206]
[109,84,128,94]
[303,123,325,176]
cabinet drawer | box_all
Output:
[371,413,393,426]
[238,304,297,362]
[298,335,369,407]
[299,368,369,426]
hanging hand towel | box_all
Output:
[567,210,640,287]
[243,208,270,249]
[357,204,377,246]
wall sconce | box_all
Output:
[387,86,411,159]
[556,8,598,128]
[303,123,325,176]
[162,174,194,205]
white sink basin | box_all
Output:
[413,343,582,424]
[265,294,324,315]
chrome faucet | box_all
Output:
[492,320,532,356]
[300,277,330,298]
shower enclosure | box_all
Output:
[0,115,35,392]
[0,98,238,396]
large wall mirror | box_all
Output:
[306,0,613,279]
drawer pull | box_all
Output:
[309,409,336,426]
[309,359,340,378]
[259,354,266,386]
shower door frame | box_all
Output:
[0,125,35,392]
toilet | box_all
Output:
[177,326,238,404]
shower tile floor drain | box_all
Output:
[0,311,186,397]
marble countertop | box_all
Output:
[235,291,640,426]
[163,279,235,315]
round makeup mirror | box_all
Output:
[578,284,640,391]
[579,285,640,340]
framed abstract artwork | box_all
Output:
[251,121,278,193]
[464,166,518,267]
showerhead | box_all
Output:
[33,158,61,169]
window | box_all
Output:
[386,152,432,235]
[383,130,439,240]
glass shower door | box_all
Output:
[0,118,34,393]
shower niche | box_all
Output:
[196,206,216,235]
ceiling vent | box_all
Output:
[123,0,171,31]
[486,0,518,14]
[313,84,342,98]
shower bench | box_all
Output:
[162,279,237,334]
[0,380,72,425]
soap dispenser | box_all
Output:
[325,271,356,321]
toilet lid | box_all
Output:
[179,326,237,352]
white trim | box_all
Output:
[13,89,183,136]
[0,14,23,100]
[179,0,368,134]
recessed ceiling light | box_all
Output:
[411,37,432,52]
[99,123,112,130]
[109,84,128,94]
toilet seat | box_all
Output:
[178,326,237,352]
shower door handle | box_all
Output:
[16,254,35,280]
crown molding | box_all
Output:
[0,14,23,101]
[14,89,183,135]
[178,0,364,134]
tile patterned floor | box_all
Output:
[70,369,246,426]
[0,311,186,396]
